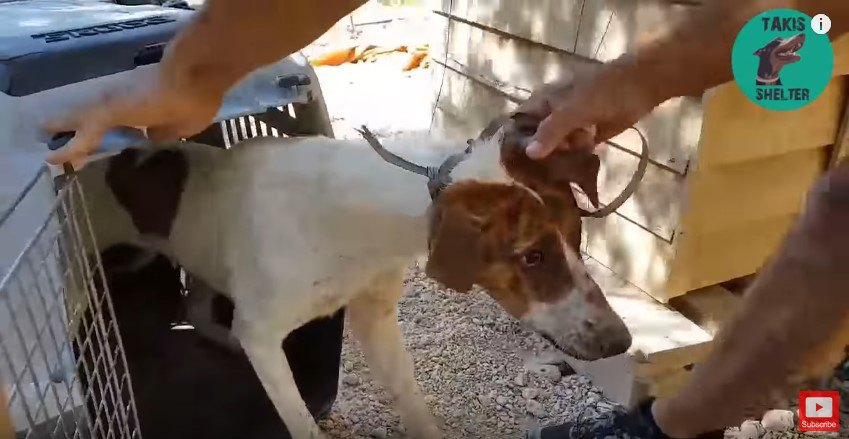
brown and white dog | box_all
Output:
[70,114,632,438]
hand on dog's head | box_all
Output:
[496,112,601,209]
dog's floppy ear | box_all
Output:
[425,204,486,293]
[499,112,601,207]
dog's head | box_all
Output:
[424,115,631,361]
[754,33,805,80]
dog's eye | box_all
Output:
[521,250,544,267]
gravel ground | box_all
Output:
[304,4,849,438]
[318,263,607,438]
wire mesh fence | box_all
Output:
[0,168,140,439]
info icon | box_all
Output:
[798,390,840,432]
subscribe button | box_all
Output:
[799,390,840,432]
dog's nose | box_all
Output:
[604,334,632,357]
[598,325,632,357]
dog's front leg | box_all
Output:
[348,286,442,439]
[234,319,325,439]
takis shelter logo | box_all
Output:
[731,9,834,111]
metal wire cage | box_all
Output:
[0,167,141,439]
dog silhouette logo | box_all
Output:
[754,33,805,86]
[732,9,834,111]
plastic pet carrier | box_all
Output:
[0,1,342,438]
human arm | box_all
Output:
[45,0,365,167]
[158,0,366,105]
[651,160,849,437]
[521,0,849,158]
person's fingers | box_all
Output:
[43,113,83,134]
[526,104,594,159]
[145,122,188,142]
[514,95,552,119]
[45,124,107,165]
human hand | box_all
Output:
[44,64,223,170]
[515,59,665,159]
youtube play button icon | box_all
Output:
[806,397,832,417]
[799,391,840,432]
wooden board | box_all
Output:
[680,147,828,235]
[582,209,676,302]
[436,13,585,96]
[667,214,797,298]
[436,15,704,174]
[697,76,847,167]
[607,96,704,176]
[830,85,849,167]
[595,144,685,241]
[577,0,696,62]
[432,63,521,139]
[834,35,849,77]
[669,285,742,336]
[438,0,585,54]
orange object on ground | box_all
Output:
[309,44,429,70]
[402,50,428,71]
[309,47,357,66]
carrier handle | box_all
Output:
[47,127,150,153]
[134,43,166,67]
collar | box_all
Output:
[357,126,471,200]
[757,75,780,84]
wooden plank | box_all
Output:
[437,13,585,94]
[647,368,692,399]
[680,147,828,235]
[829,83,849,168]
[835,35,849,77]
[595,145,685,241]
[582,208,677,302]
[578,0,696,61]
[437,16,704,174]
[438,0,699,62]
[669,285,742,336]
[697,76,846,167]
[666,214,797,299]
[432,63,521,139]
[605,96,704,175]
[438,0,584,53]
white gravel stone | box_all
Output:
[522,388,540,400]
[526,400,546,418]
[529,364,562,383]
[369,426,387,438]
[342,374,360,387]
[761,409,795,432]
[737,420,764,439]
[514,372,527,387]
